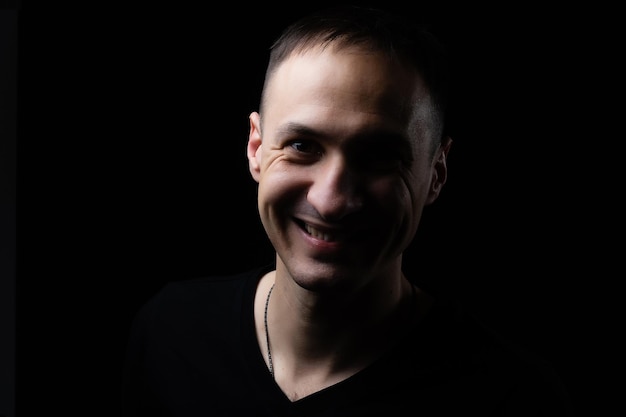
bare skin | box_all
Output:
[248,44,449,401]
[253,271,433,401]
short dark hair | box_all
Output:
[260,4,451,145]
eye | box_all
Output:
[346,133,413,173]
[289,140,323,156]
[353,147,410,173]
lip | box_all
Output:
[303,222,345,242]
[295,218,355,250]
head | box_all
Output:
[247,5,452,291]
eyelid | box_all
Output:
[288,139,324,156]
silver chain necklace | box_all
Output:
[263,282,419,381]
[264,283,275,378]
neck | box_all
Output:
[262,266,421,373]
[255,267,427,401]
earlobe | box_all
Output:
[247,112,263,182]
[426,136,452,205]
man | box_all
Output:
[122,5,573,415]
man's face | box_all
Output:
[248,45,447,292]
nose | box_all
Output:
[307,155,363,221]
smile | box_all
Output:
[303,223,341,242]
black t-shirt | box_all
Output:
[121,265,574,416]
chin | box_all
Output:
[285,259,370,293]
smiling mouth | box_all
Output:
[303,222,342,242]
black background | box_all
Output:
[13,1,622,416]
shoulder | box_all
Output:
[153,264,271,304]
[361,295,575,416]
[129,264,271,335]
[155,268,256,303]
[408,297,575,415]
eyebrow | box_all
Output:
[275,122,321,139]
[276,122,411,147]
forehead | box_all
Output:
[273,46,423,108]
[263,45,434,140]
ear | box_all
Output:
[425,136,452,205]
[247,111,263,183]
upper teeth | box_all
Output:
[305,224,333,241]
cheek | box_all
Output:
[370,176,428,230]
[370,177,414,209]
[257,168,306,211]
